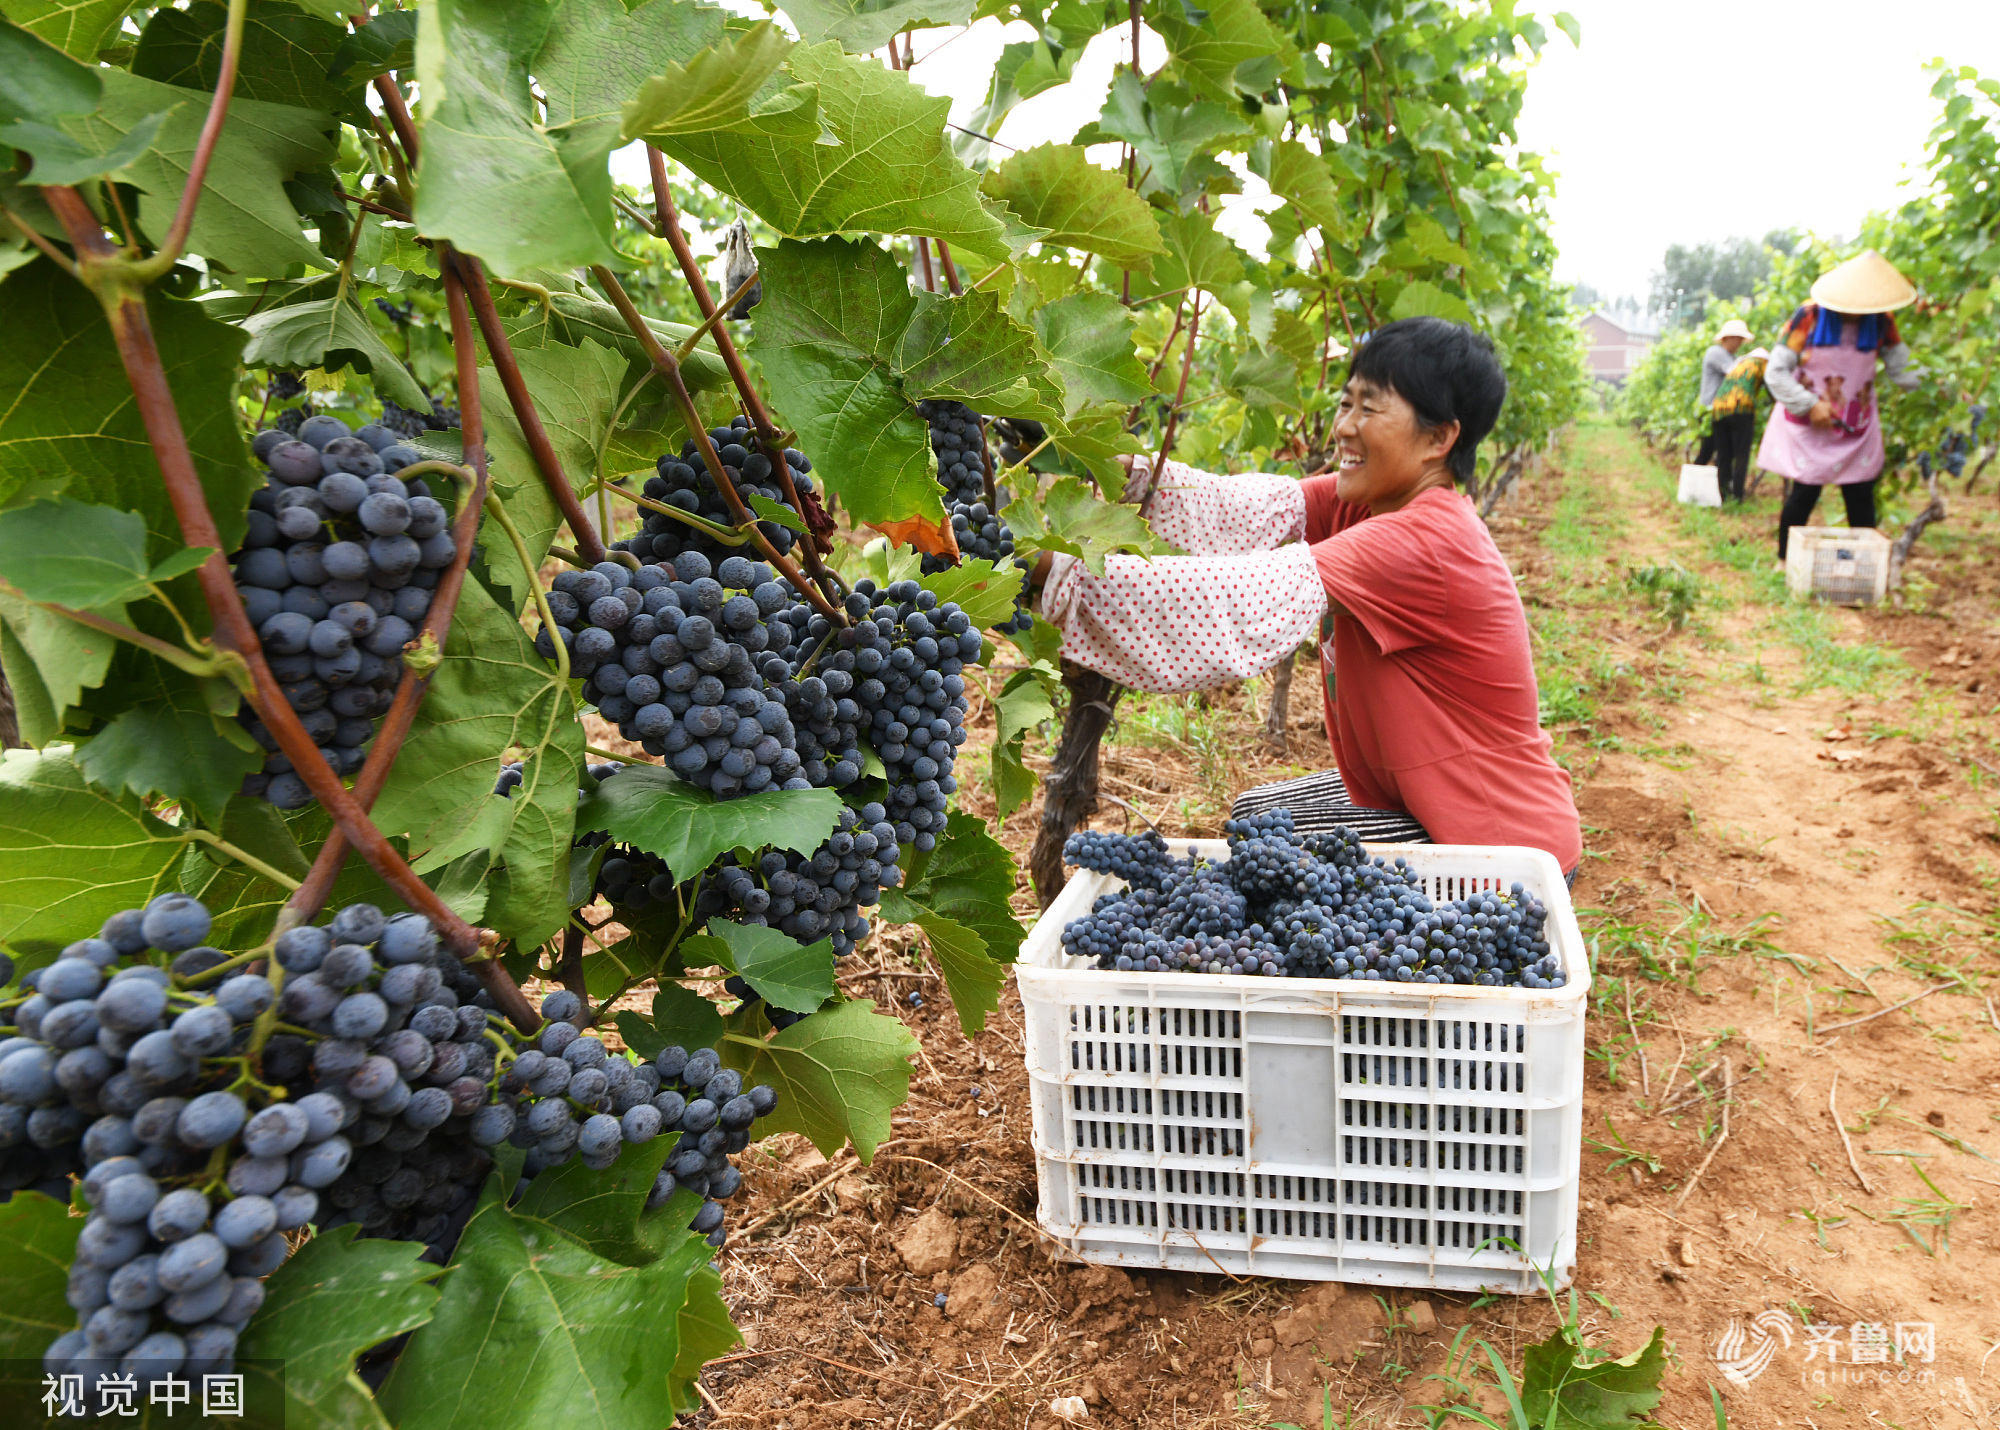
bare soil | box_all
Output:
[680,424,2000,1430]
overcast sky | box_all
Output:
[625,2,1999,303]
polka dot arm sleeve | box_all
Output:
[1143,461,1308,555]
[1037,545,1326,693]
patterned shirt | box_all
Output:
[1711,354,1768,416]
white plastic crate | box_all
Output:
[1786,526,1889,606]
[1017,840,1587,1295]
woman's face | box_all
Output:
[1332,377,1460,512]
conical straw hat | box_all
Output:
[1809,249,1916,315]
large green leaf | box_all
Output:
[659,41,1003,249]
[509,1134,681,1265]
[879,810,1020,1033]
[618,20,817,142]
[132,0,357,119]
[719,997,916,1161]
[0,747,186,960]
[328,6,415,84]
[56,71,336,276]
[919,557,1028,631]
[412,0,620,279]
[1003,472,1171,575]
[74,662,260,824]
[1389,277,1473,323]
[0,496,210,608]
[755,238,1062,527]
[0,109,166,187]
[1147,0,1294,101]
[614,983,724,1062]
[0,16,99,123]
[1032,292,1150,415]
[779,0,971,53]
[1,0,134,59]
[573,763,843,880]
[0,1191,79,1360]
[701,916,834,1014]
[0,590,114,743]
[668,1262,740,1415]
[989,666,1054,819]
[1045,400,1146,484]
[0,261,258,562]
[368,574,583,950]
[236,1226,441,1430]
[237,291,433,410]
[1084,70,1247,201]
[953,22,1091,167]
[1255,136,1343,235]
[1147,206,1248,296]
[979,144,1165,267]
[1518,1325,1668,1430]
[378,1160,713,1430]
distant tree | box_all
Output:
[1570,280,1601,309]
[1648,236,1775,326]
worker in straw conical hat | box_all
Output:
[1758,249,1921,559]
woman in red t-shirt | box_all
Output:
[1029,317,1580,874]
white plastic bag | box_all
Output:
[1677,464,1721,506]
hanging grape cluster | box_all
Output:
[232,412,457,809]
[1061,809,1565,987]
[917,399,1032,634]
[1,892,778,1395]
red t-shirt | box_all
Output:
[1301,478,1581,869]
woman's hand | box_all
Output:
[1115,453,1160,508]
[1808,399,1838,429]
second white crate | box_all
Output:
[1017,841,1588,1294]
[1786,526,1889,606]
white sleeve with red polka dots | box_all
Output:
[1143,462,1308,554]
[1038,543,1325,693]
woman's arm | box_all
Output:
[1881,341,1920,391]
[1763,346,1817,417]
[1124,457,1309,554]
[1037,546,1326,693]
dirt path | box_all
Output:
[693,422,2000,1430]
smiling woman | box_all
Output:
[1031,317,1582,873]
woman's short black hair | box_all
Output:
[1347,316,1507,484]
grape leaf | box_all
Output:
[56,71,336,276]
[1,109,167,187]
[1146,0,1295,102]
[1031,292,1151,415]
[877,890,1003,1035]
[659,41,1003,249]
[378,1159,713,1430]
[0,747,187,961]
[953,28,1090,168]
[1519,1324,1668,1430]
[0,261,258,562]
[575,764,843,880]
[1144,206,1249,297]
[74,662,261,824]
[1224,342,1301,410]
[236,1225,441,1430]
[0,1191,79,1360]
[1044,400,1146,484]
[0,589,116,744]
[1253,136,1343,235]
[668,1261,740,1416]
[755,237,1059,528]
[368,574,583,951]
[328,5,415,83]
[978,144,1166,267]
[704,916,835,1014]
[719,997,916,1161]
[509,1133,679,1266]
[237,291,434,410]
[1,0,135,59]
[614,983,724,1063]
[411,0,621,279]
[1084,70,1247,201]
[747,492,805,532]
[132,0,357,120]
[919,557,1025,632]
[779,0,971,53]
[618,20,816,142]
[1003,473,1171,575]
[1390,277,1473,323]
[0,14,99,122]
[0,497,208,608]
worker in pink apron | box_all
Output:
[1758,249,1920,559]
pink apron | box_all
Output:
[1755,321,1886,487]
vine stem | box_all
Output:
[41,189,536,1027]
[588,264,846,625]
[132,0,248,279]
[457,255,607,564]
[6,593,249,691]
[486,492,570,684]
[180,829,302,891]
[1152,292,1204,475]
[643,149,844,594]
